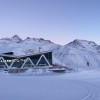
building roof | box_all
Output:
[0,51,52,59]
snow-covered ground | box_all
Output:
[1,35,100,70]
[0,71,100,100]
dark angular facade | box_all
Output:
[0,51,52,68]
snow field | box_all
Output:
[0,70,100,100]
[0,74,90,100]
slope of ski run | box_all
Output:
[0,71,100,100]
[75,80,100,100]
[59,70,100,100]
[0,75,89,100]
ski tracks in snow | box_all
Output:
[76,80,100,100]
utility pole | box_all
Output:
[39,47,41,52]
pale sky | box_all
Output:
[0,0,100,45]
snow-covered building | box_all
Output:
[0,51,52,68]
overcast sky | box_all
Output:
[0,0,100,45]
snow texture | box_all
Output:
[0,70,100,100]
[0,35,100,70]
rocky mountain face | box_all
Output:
[0,35,100,70]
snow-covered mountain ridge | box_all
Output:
[0,35,100,70]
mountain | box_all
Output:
[0,35,60,55]
[0,35,100,70]
[1,35,22,43]
[54,39,100,70]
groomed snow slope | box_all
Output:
[1,71,100,100]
